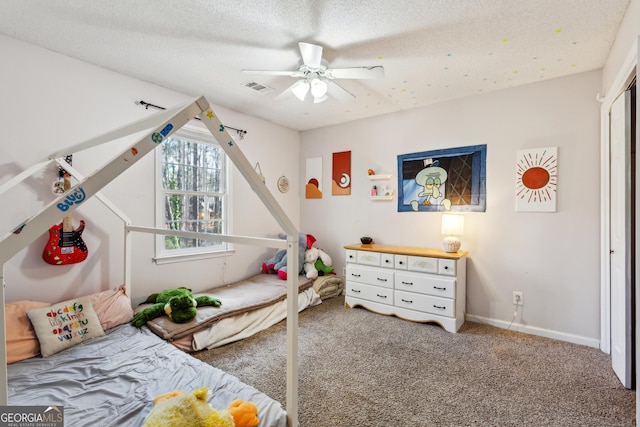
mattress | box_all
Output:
[139,274,313,342]
[7,324,287,427]
[190,287,321,351]
[169,274,344,352]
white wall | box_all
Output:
[300,70,602,346]
[0,35,301,304]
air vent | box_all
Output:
[243,81,274,94]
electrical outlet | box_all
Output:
[513,291,523,305]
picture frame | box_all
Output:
[515,147,557,212]
[397,144,487,212]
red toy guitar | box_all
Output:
[43,167,88,265]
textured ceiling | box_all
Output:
[0,0,631,131]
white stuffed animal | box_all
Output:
[303,247,333,279]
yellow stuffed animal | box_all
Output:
[142,387,259,427]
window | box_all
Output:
[155,126,230,262]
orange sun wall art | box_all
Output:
[516,147,557,212]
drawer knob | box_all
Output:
[444,266,449,270]
[433,305,446,310]
[385,260,390,263]
[401,281,414,286]
[351,273,361,277]
[433,286,446,290]
[377,278,388,282]
[351,289,361,293]
[399,261,404,265]
[401,298,413,304]
[376,294,388,299]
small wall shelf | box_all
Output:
[368,174,394,200]
[368,174,393,181]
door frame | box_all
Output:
[600,38,637,355]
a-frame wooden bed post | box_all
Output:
[0,96,300,426]
[0,266,7,405]
[196,100,300,427]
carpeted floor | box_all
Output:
[193,295,636,426]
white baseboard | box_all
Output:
[465,314,601,349]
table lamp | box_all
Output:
[441,213,464,253]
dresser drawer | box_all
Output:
[394,255,408,270]
[438,259,456,276]
[395,272,455,298]
[346,265,394,288]
[407,256,438,273]
[395,290,454,317]
[380,253,395,268]
[347,281,393,305]
[357,251,381,266]
[345,249,357,263]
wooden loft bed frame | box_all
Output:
[0,96,302,427]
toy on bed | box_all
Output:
[303,246,334,279]
[261,232,316,280]
[142,387,259,427]
[132,287,222,328]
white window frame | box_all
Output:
[154,124,233,264]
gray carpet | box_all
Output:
[193,295,636,426]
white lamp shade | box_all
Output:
[291,80,309,101]
[441,213,464,253]
[310,78,328,97]
[441,213,464,236]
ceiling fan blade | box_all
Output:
[299,42,323,68]
[327,80,355,103]
[241,69,302,77]
[327,66,385,79]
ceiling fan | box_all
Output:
[241,42,384,103]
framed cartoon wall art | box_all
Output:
[397,144,486,212]
[515,147,557,212]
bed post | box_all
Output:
[0,264,7,405]
[285,236,299,427]
[197,101,300,427]
[124,226,132,298]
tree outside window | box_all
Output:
[158,127,228,256]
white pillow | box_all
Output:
[27,296,105,357]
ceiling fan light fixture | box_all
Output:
[310,78,328,97]
[291,80,309,101]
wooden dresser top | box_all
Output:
[344,243,468,260]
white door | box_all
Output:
[610,90,632,388]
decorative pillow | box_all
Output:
[27,297,105,357]
[5,300,50,364]
[89,285,134,330]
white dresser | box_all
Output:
[344,244,467,333]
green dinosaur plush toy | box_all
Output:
[132,287,221,328]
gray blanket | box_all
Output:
[8,324,287,427]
